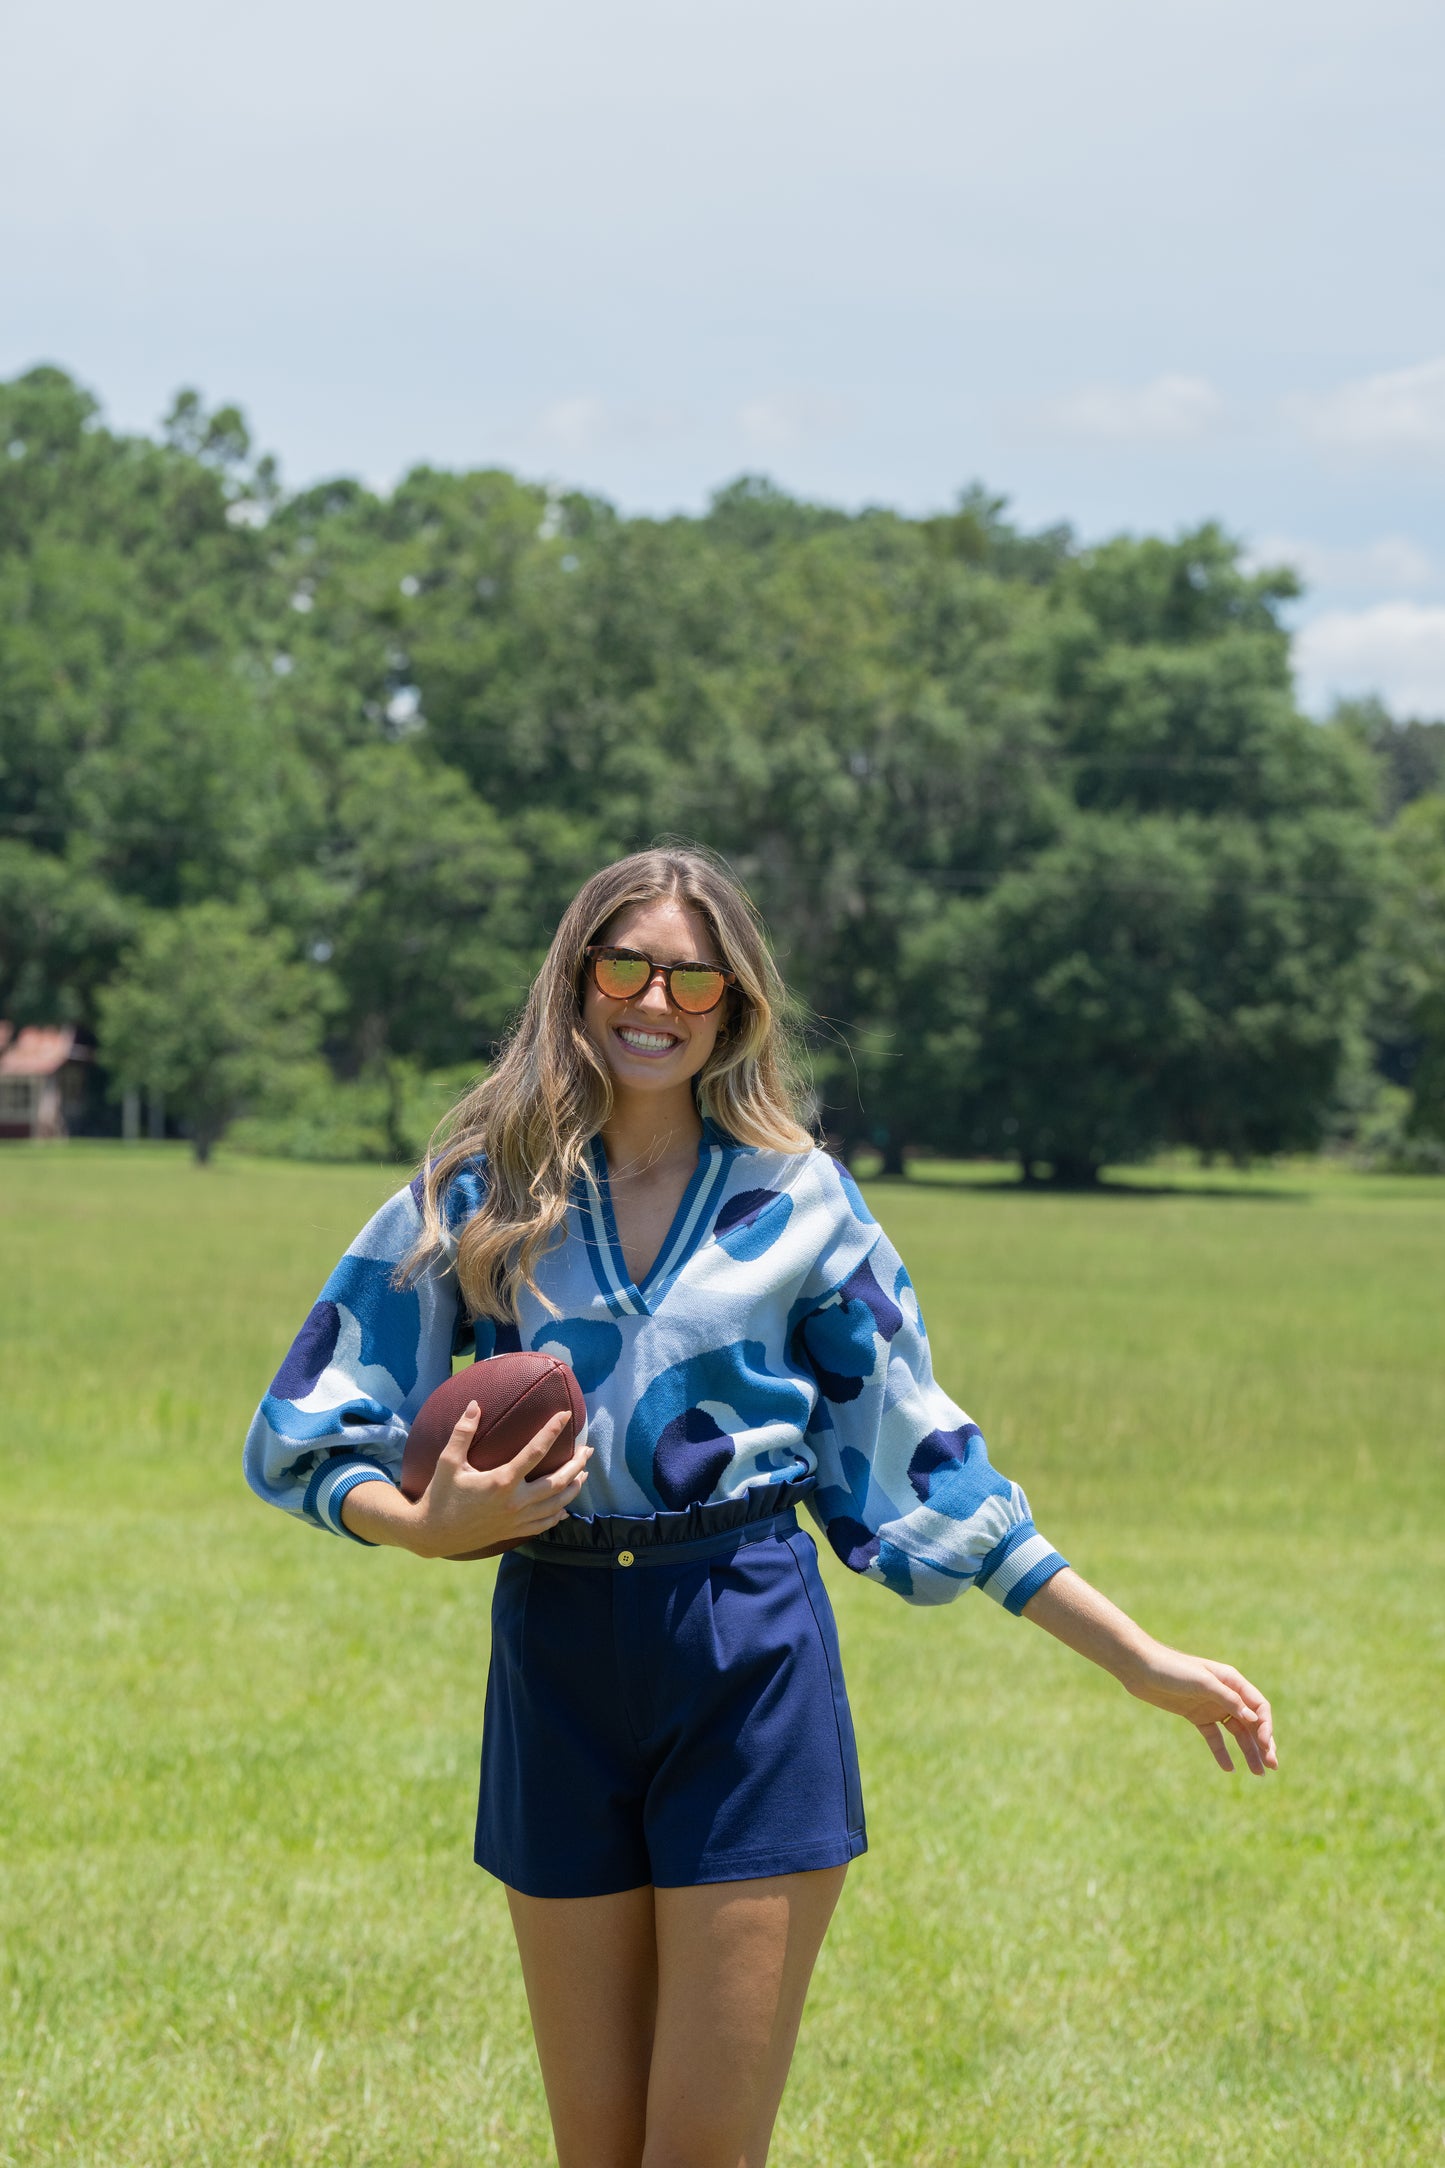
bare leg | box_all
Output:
[643,1866,847,2168]
[506,1884,658,2168]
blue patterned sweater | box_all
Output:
[244,1127,1067,1612]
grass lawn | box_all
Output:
[2,1145,1442,2166]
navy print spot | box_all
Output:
[841,1255,904,1342]
[825,1517,881,1573]
[654,1406,735,1510]
[474,1315,523,1360]
[271,1301,340,1400]
[907,1423,985,1504]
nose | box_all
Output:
[634,969,677,1014]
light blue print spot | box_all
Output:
[259,1392,394,1443]
[530,1317,623,1392]
[874,1534,916,1598]
[828,1156,876,1226]
[907,1424,1007,1518]
[316,1257,419,1397]
[713,1187,793,1263]
[894,1261,925,1338]
[802,1298,878,1403]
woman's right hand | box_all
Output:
[405,1402,593,1558]
[336,1405,592,1553]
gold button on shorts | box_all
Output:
[617,1549,636,1567]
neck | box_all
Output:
[599,1086,703,1180]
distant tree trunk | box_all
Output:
[1048,1153,1101,1187]
[877,1134,906,1178]
[382,1054,409,1164]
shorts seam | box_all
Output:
[495,1550,534,1670]
[785,1531,866,1841]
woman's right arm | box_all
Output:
[245,1175,592,1555]
[243,1177,456,1539]
[338,1402,590,1553]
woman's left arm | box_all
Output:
[1021,1567,1279,1774]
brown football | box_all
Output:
[399,1350,587,1560]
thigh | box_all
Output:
[644,1865,847,2168]
[507,1883,657,2168]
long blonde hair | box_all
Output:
[401,845,814,1322]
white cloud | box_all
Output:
[536,396,610,453]
[736,391,851,452]
[1039,373,1224,444]
[533,396,691,454]
[1294,602,1445,717]
[1292,356,1445,455]
[1246,533,1437,595]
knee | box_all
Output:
[642,2139,756,2168]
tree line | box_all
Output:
[2,364,1443,1177]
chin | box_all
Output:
[611,1054,691,1089]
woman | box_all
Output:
[245,846,1276,2168]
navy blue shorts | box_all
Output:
[475,1507,867,1897]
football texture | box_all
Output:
[398,1350,587,1560]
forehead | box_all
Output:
[601,895,717,960]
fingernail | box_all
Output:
[465,1400,479,1416]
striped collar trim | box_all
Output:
[575,1126,739,1317]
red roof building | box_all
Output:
[0,1025,94,1140]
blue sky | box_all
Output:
[4,0,1444,712]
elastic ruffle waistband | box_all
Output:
[520,1476,814,1563]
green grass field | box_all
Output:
[2,1147,1442,2166]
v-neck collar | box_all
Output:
[577,1120,734,1317]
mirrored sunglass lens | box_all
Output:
[595,954,651,997]
[671,968,725,1012]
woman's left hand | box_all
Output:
[1126,1647,1279,1774]
[1021,1568,1278,1775]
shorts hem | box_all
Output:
[476,1829,866,1900]
[654,1829,867,1888]
[477,1854,655,1900]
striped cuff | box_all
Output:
[304,1456,397,1544]
[975,1523,1069,1615]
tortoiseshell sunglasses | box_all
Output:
[583,945,736,1016]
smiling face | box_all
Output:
[581,895,730,1104]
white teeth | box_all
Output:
[618,1027,677,1051]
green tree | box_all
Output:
[97,902,332,1161]
[884,811,1376,1183]
[1332,695,1445,820]
[1374,794,1445,1141]
[0,844,134,1023]
[310,745,534,1155]
[0,365,1394,1179]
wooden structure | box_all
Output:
[0,1024,94,1141]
